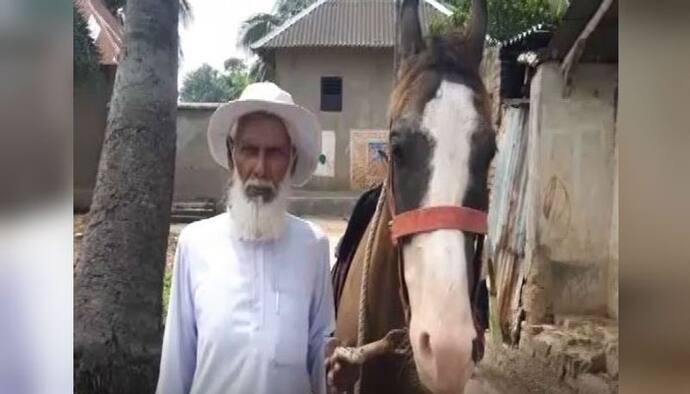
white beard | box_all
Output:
[227,169,291,242]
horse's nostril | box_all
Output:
[419,332,432,357]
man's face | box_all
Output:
[230,113,293,202]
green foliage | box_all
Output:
[180,61,253,103]
[274,0,315,20]
[74,0,193,85]
[224,57,245,73]
[162,268,172,321]
[238,0,316,82]
[239,0,317,50]
[238,13,282,50]
[180,64,231,102]
[436,0,567,42]
[73,6,99,84]
[223,59,252,100]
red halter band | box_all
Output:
[389,205,488,246]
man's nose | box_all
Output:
[252,150,267,178]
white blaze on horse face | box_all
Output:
[403,80,479,393]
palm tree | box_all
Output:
[238,12,282,50]
[238,0,315,47]
[74,0,180,392]
[238,0,317,81]
[105,0,193,24]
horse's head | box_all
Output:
[389,0,496,392]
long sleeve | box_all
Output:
[156,232,197,394]
[307,236,336,394]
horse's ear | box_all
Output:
[397,0,425,64]
[466,0,488,69]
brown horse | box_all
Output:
[326,1,496,393]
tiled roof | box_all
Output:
[252,0,453,50]
[74,0,124,65]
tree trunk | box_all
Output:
[74,0,178,392]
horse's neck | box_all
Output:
[332,185,382,312]
[334,186,425,394]
[335,185,406,345]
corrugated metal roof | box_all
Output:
[487,105,531,344]
[499,23,554,48]
[546,0,617,61]
[252,0,452,50]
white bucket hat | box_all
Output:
[207,82,322,187]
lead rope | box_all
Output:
[354,180,388,394]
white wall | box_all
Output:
[528,62,618,315]
[275,47,394,190]
[173,104,228,205]
[609,133,619,319]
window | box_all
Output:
[320,76,342,112]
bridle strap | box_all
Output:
[389,206,488,245]
[386,157,488,362]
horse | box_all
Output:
[325,0,497,393]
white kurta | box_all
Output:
[156,213,335,394]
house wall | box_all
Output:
[75,100,229,210]
[608,133,618,319]
[274,47,395,190]
[74,66,116,211]
[527,62,617,316]
[76,47,398,210]
[173,104,228,206]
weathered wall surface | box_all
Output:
[528,62,617,316]
[480,46,502,131]
[608,136,618,319]
[174,104,228,205]
[74,67,115,211]
[275,47,394,190]
[76,101,229,211]
[76,47,395,211]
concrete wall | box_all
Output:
[274,47,395,190]
[174,104,228,205]
[75,48,395,212]
[528,62,617,316]
[75,100,229,211]
[74,66,115,211]
[608,134,618,319]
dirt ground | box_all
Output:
[301,215,349,267]
[74,214,346,270]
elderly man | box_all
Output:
[156,83,335,394]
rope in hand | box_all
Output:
[354,180,388,394]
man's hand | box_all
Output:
[324,338,361,394]
[324,330,408,394]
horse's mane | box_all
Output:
[389,28,490,123]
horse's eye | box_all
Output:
[389,129,406,164]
